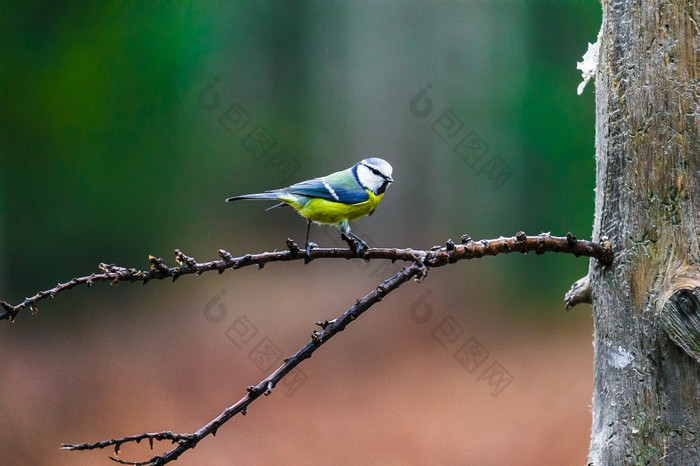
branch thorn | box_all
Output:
[218,249,233,262]
[285,238,300,256]
[316,320,329,329]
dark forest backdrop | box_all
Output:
[1,3,601,464]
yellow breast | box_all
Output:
[281,190,384,226]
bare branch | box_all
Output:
[8,231,612,463]
[0,232,611,322]
[564,274,592,310]
[61,261,427,465]
[61,431,193,465]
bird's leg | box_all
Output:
[339,221,369,253]
[304,219,313,258]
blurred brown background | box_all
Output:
[1,2,600,464]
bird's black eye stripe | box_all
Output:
[361,162,392,182]
[365,164,387,179]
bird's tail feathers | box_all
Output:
[225,192,280,203]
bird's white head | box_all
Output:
[355,158,394,195]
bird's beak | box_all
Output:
[386,176,394,183]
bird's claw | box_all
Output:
[355,241,369,254]
[304,241,318,263]
[340,233,369,256]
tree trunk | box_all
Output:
[589,0,700,464]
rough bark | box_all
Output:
[589,1,700,464]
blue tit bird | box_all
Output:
[226,158,394,257]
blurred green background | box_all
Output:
[1,2,601,465]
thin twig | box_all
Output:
[0,232,611,322]
[61,261,428,465]
[61,431,193,465]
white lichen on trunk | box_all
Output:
[577,24,603,95]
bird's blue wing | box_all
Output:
[282,170,368,204]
